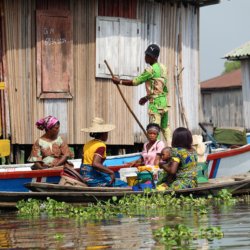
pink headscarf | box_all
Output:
[36,116,59,131]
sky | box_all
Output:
[200,0,250,81]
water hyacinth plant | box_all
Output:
[16,190,236,247]
[154,224,224,246]
[16,189,235,219]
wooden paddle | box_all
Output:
[104,60,147,138]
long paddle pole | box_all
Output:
[104,60,147,138]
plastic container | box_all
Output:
[137,166,153,172]
[132,182,154,191]
[197,162,208,183]
[126,173,138,186]
[119,167,137,182]
[137,171,153,182]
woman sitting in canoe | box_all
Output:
[130,123,165,167]
[80,117,127,187]
[28,115,74,170]
[157,127,198,190]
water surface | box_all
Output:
[0,201,249,249]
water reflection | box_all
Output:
[0,201,249,249]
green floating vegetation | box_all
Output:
[154,224,224,247]
[16,189,235,247]
[16,189,236,219]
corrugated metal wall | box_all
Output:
[2,0,134,145]
[242,61,250,129]
[2,0,201,146]
[98,0,136,18]
[134,1,200,138]
[0,0,9,139]
[201,89,244,127]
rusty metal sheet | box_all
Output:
[36,10,73,99]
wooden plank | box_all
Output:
[0,202,17,209]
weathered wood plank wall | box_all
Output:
[242,61,250,129]
[134,1,200,137]
[2,0,201,145]
[201,89,244,127]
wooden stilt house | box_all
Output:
[0,0,219,162]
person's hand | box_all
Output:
[110,172,115,184]
[112,77,120,85]
[139,96,148,105]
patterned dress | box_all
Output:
[157,147,198,190]
[28,136,74,167]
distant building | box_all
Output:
[200,69,244,128]
[224,41,250,130]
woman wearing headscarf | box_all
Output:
[81,117,127,187]
[28,115,74,170]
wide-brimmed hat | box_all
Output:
[81,117,115,133]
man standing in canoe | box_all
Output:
[111,44,171,144]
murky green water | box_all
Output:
[0,201,249,249]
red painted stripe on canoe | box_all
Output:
[0,165,128,179]
[209,159,217,178]
[207,144,250,161]
[0,169,63,179]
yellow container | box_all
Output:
[126,174,137,186]
[0,139,10,157]
[137,165,153,172]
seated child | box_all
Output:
[157,127,198,191]
[157,147,176,186]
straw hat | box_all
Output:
[81,117,115,133]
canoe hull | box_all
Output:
[0,153,141,192]
[207,144,250,178]
[1,144,250,192]
[0,178,249,207]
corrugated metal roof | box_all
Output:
[200,69,242,89]
[224,41,250,60]
[162,0,220,7]
[197,0,220,7]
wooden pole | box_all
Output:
[175,66,189,129]
[104,60,147,138]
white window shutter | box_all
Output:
[96,17,141,79]
[96,17,119,78]
[119,19,141,79]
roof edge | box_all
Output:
[199,0,220,7]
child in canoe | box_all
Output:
[157,127,198,191]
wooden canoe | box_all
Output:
[23,177,250,197]
[0,177,249,209]
[0,153,141,192]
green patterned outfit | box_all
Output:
[158,147,198,190]
[132,62,171,142]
